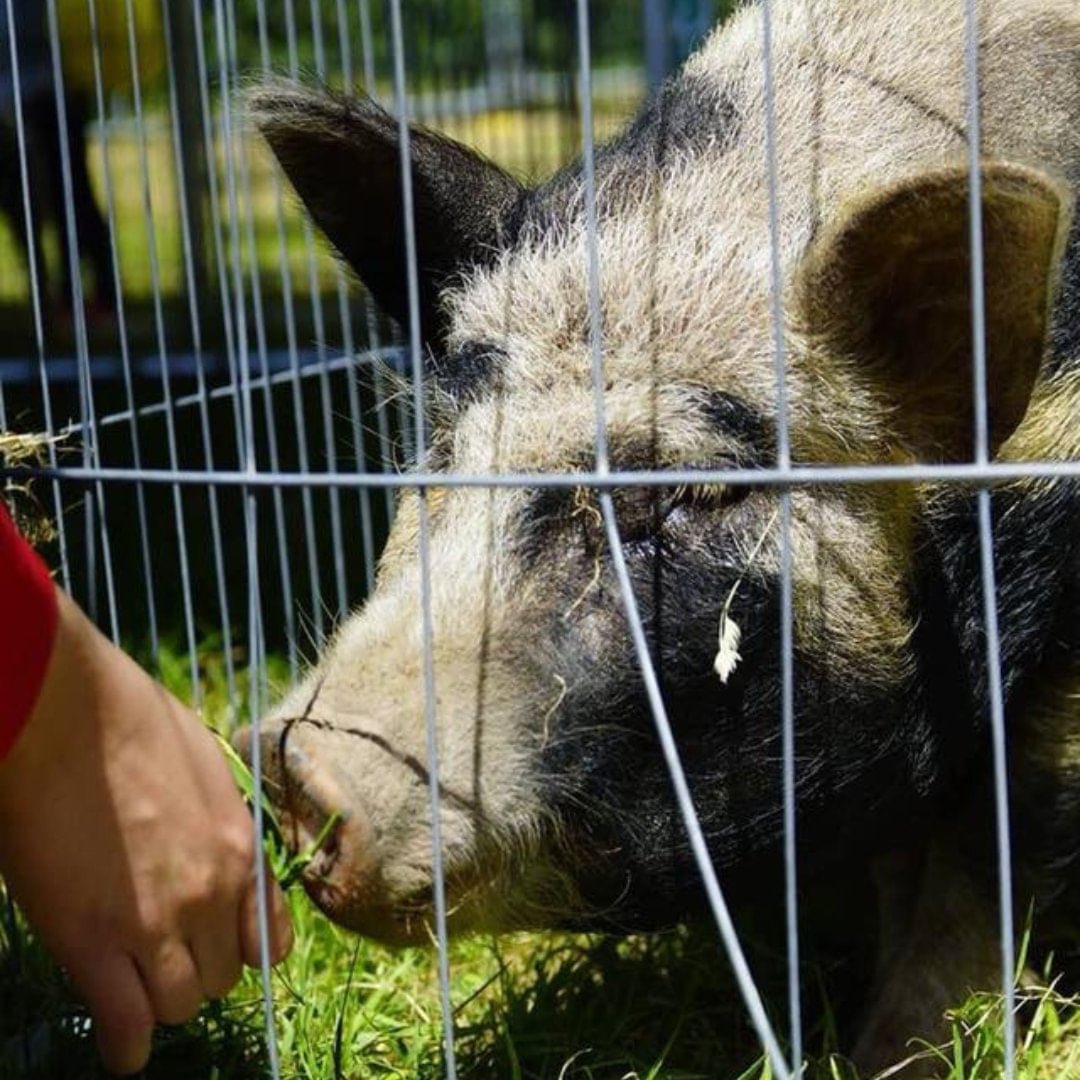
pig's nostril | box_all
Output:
[307,827,342,879]
[231,721,384,925]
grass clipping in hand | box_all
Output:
[714,508,779,684]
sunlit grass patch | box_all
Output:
[935,984,1080,1080]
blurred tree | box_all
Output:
[223,0,706,86]
[58,0,164,94]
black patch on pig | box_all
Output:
[912,475,1080,919]
[697,390,775,464]
[619,73,743,164]
[431,341,508,404]
[505,74,742,245]
[528,455,1080,934]
[517,391,772,563]
[999,607,1080,920]
[924,476,1080,711]
[530,495,939,933]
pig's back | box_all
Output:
[681,0,1080,364]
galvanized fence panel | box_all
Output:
[0,0,1049,1077]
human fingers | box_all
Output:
[65,947,155,1076]
[269,876,294,963]
[183,796,251,998]
[240,868,294,969]
[139,938,203,1026]
[189,908,245,1000]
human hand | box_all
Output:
[0,589,293,1075]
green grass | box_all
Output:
[3,641,1080,1078]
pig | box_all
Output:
[239,0,1080,1072]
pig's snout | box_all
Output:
[231,723,397,937]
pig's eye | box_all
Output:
[659,482,737,518]
[614,481,748,543]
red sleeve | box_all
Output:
[0,503,59,760]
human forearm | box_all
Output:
[0,515,292,1075]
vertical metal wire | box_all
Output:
[777,490,799,1068]
[189,1,244,449]
[261,0,327,651]
[122,0,202,701]
[357,0,377,93]
[244,488,282,1080]
[158,0,238,706]
[387,0,458,1073]
[388,10,415,481]
[2,0,70,589]
[574,0,608,476]
[643,0,668,90]
[963,0,1017,1072]
[335,0,353,90]
[238,0,303,679]
[83,0,161,666]
[338,292,377,596]
[44,0,119,641]
[210,0,253,821]
[759,0,802,1069]
[599,498,792,1078]
[575,0,791,1074]
[330,0,379,593]
[206,0,254,587]
[190,0,275,721]
[304,0,351,618]
[210,0,281,1070]
[355,0,400,530]
[224,0,297,692]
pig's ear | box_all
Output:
[249,84,522,345]
[796,162,1070,458]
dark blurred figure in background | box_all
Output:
[0,0,114,337]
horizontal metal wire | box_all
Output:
[5,458,1077,491]
[47,346,405,437]
[0,3,1063,1076]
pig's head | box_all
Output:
[239,82,1069,945]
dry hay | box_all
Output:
[0,431,57,546]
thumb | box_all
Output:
[65,946,155,1076]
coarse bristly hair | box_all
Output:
[243,2,1080,1075]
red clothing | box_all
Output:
[0,502,58,760]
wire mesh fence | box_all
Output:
[0,0,648,664]
[2,0,1079,1077]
